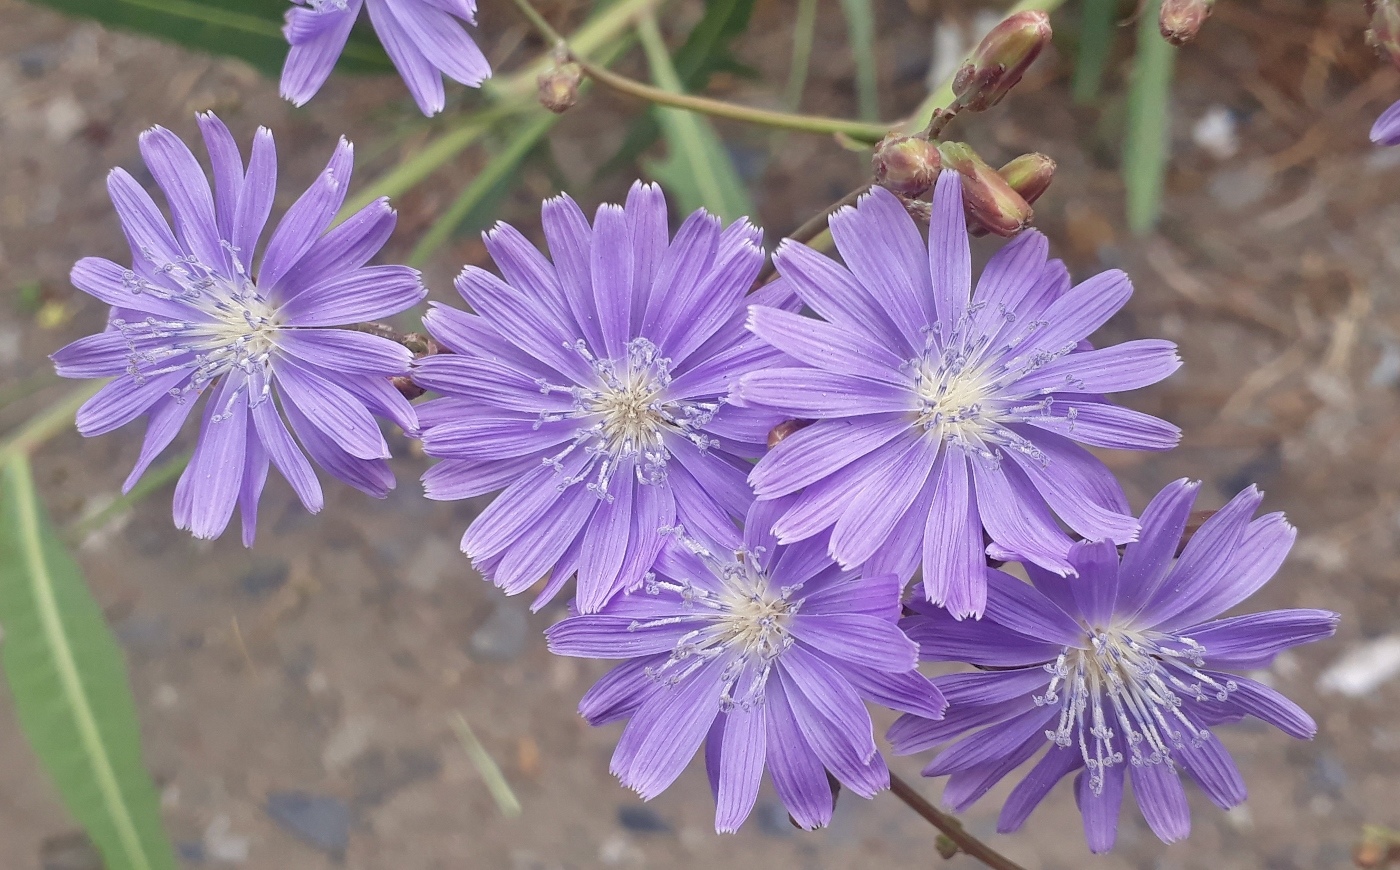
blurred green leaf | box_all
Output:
[598,0,757,182]
[1073,0,1118,104]
[0,454,177,870]
[1124,0,1176,234]
[838,0,879,122]
[637,15,755,221]
[408,112,557,266]
[785,0,819,111]
[23,0,390,76]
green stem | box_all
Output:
[505,0,892,141]
[67,451,190,543]
[487,0,661,101]
[897,0,1071,136]
[1072,0,1119,104]
[0,382,102,460]
[889,774,1028,870]
[785,0,820,111]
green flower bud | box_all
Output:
[872,136,943,198]
[939,142,1033,238]
[998,153,1056,206]
[1159,0,1214,46]
[952,11,1052,112]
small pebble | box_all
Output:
[617,805,671,834]
[240,560,288,598]
[1317,634,1400,697]
[469,601,529,663]
[265,792,351,858]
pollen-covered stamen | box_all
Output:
[113,246,282,411]
[627,537,800,712]
[542,338,719,497]
[1035,625,1232,794]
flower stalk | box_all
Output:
[889,774,1028,870]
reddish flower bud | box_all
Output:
[1369,0,1400,70]
[872,135,942,198]
[767,419,813,449]
[1159,0,1213,46]
[998,153,1056,206]
[939,141,1033,237]
[952,11,1052,112]
[537,61,583,113]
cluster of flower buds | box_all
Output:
[537,60,584,113]
[1159,0,1215,46]
[872,135,943,197]
[1369,0,1400,69]
[938,141,1035,236]
[951,10,1052,112]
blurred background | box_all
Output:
[1,0,1398,867]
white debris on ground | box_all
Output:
[1193,105,1240,160]
[1317,634,1400,697]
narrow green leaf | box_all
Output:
[22,0,390,76]
[1124,0,1176,234]
[785,0,820,111]
[408,112,558,267]
[637,15,756,221]
[1073,0,1118,104]
[0,455,176,870]
[596,0,757,183]
[837,0,879,122]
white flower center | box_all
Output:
[539,338,719,498]
[912,354,1001,440]
[112,251,282,409]
[627,540,800,711]
[1034,623,1234,794]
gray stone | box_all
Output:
[617,805,671,834]
[468,601,530,663]
[265,791,351,858]
[39,832,102,870]
[240,560,288,598]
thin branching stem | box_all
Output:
[889,774,1029,870]
[504,0,891,141]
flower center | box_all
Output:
[912,353,1002,442]
[627,541,799,711]
[1034,624,1235,794]
[539,338,720,498]
[111,253,282,407]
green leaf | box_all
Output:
[785,0,819,111]
[1124,0,1176,234]
[0,455,176,870]
[838,0,879,122]
[637,15,756,221]
[1073,0,1119,104]
[22,0,390,77]
[597,0,757,183]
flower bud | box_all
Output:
[1368,0,1400,70]
[537,61,583,113]
[872,135,942,198]
[767,419,813,449]
[938,142,1033,237]
[952,11,1052,112]
[998,153,1056,206]
[1159,0,1213,46]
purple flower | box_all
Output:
[1373,99,1400,146]
[889,480,1338,853]
[546,499,947,832]
[415,182,795,613]
[282,0,490,116]
[737,173,1181,618]
[51,113,425,545]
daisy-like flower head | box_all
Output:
[738,172,1183,618]
[889,480,1338,853]
[414,181,796,613]
[546,499,947,833]
[282,0,490,116]
[1373,99,1400,146]
[51,113,426,545]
